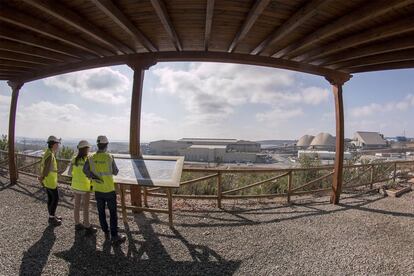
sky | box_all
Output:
[0,62,413,142]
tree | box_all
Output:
[0,135,8,151]
[57,146,75,160]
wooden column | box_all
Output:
[7,81,23,184]
[128,60,156,211]
[326,77,348,204]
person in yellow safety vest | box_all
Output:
[68,140,97,235]
[39,135,62,226]
[83,135,126,244]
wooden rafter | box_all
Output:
[150,0,182,51]
[318,37,414,68]
[204,0,215,51]
[228,0,270,53]
[349,60,414,73]
[0,5,112,57]
[297,16,414,63]
[250,0,326,55]
[335,49,414,70]
[21,0,134,55]
[0,59,42,69]
[91,0,157,52]
[0,28,85,60]
[0,66,32,73]
[0,40,69,62]
[273,0,414,59]
[0,50,55,65]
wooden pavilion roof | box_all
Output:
[1,0,414,83]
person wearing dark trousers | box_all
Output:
[83,135,126,244]
[39,135,62,226]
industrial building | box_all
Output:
[296,133,336,151]
[149,138,262,163]
[352,131,387,149]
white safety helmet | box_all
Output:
[97,135,109,144]
[77,140,91,149]
[47,135,61,143]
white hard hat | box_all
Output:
[47,135,61,143]
[97,135,109,144]
[77,140,91,149]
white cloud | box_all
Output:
[43,67,130,104]
[256,108,304,122]
[350,94,414,118]
[14,101,168,140]
[153,63,329,124]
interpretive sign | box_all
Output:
[62,155,184,188]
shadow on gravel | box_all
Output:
[19,225,56,276]
[52,213,240,275]
[174,193,412,228]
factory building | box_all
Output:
[352,131,387,149]
[149,138,261,163]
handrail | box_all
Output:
[222,171,290,195]
[290,171,334,192]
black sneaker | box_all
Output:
[55,216,62,220]
[111,234,126,245]
[84,226,97,235]
[48,217,62,226]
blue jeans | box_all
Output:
[95,191,118,237]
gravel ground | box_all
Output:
[0,173,413,275]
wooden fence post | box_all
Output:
[393,162,397,183]
[287,171,292,204]
[369,165,374,189]
[217,172,222,208]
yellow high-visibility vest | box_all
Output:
[71,156,91,192]
[40,148,58,189]
[89,152,115,193]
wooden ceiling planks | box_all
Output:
[0,0,413,82]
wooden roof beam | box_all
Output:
[13,51,351,84]
[273,0,414,59]
[0,5,112,57]
[0,39,72,62]
[335,49,414,70]
[150,0,182,51]
[317,36,414,68]
[0,50,56,65]
[21,0,134,55]
[250,0,326,55]
[0,66,32,73]
[349,60,414,73]
[0,28,86,61]
[91,0,157,52]
[298,16,414,63]
[228,0,271,53]
[204,0,215,51]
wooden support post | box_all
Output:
[120,184,128,224]
[7,81,23,184]
[326,77,348,204]
[217,172,222,208]
[167,188,173,227]
[128,59,156,212]
[287,171,292,204]
[369,165,374,189]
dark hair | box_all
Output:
[97,143,108,151]
[47,141,57,149]
[75,147,89,166]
